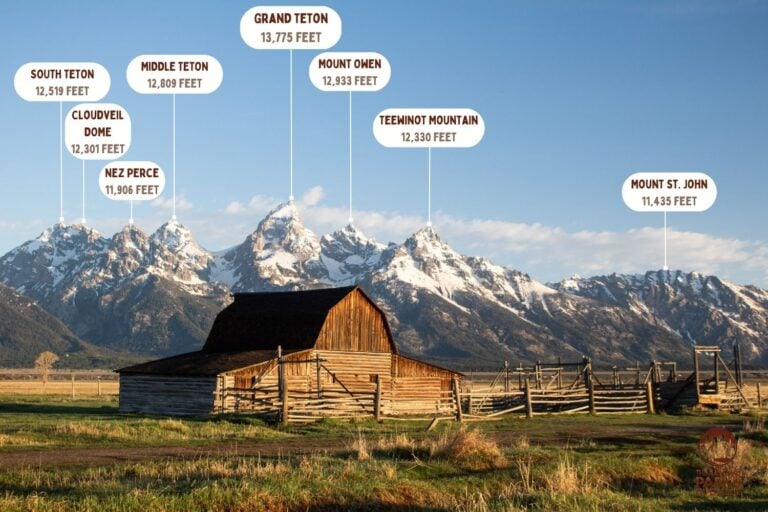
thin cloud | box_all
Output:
[151,195,193,212]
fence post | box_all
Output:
[97,376,101,397]
[535,360,542,390]
[281,376,289,425]
[524,378,533,419]
[757,383,762,408]
[646,381,655,414]
[374,374,382,422]
[71,373,75,399]
[452,378,463,422]
[467,384,473,415]
[714,354,720,394]
[278,345,289,424]
[693,348,701,403]
[588,378,596,415]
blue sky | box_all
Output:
[1,0,767,286]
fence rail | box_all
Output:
[463,381,652,418]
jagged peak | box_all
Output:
[39,222,101,242]
[325,223,381,247]
[110,224,148,250]
[402,225,461,260]
[264,200,300,221]
[116,223,146,236]
[412,225,440,241]
[152,219,196,246]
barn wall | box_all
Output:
[393,355,459,380]
[239,350,394,393]
[388,355,459,415]
[119,374,217,416]
[201,343,460,418]
[315,290,393,353]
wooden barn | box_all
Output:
[118,286,462,421]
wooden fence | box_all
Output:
[219,382,457,423]
[218,375,654,423]
[463,380,653,419]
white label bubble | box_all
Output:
[240,6,341,50]
[126,55,223,94]
[14,62,110,102]
[373,108,485,148]
[622,172,717,212]
[309,52,390,92]
[99,161,165,201]
[65,103,131,160]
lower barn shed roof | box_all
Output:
[117,349,304,376]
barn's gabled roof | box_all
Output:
[118,349,305,376]
[202,285,359,353]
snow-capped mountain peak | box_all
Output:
[250,200,321,257]
[320,223,385,285]
[0,223,108,297]
[1,204,767,367]
[212,201,328,291]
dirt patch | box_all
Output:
[0,439,347,470]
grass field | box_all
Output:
[0,380,119,395]
[0,394,766,511]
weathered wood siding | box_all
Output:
[315,290,393,353]
[119,374,217,416]
[388,355,459,415]
[393,355,457,380]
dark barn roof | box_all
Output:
[202,285,358,353]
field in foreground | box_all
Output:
[0,395,767,511]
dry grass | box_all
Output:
[744,415,766,433]
[349,428,371,461]
[634,459,681,485]
[514,434,530,449]
[542,453,606,495]
[0,380,118,395]
[348,427,506,470]
[434,427,507,470]
[728,439,768,485]
[514,454,534,492]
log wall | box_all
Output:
[119,374,217,416]
[219,350,459,419]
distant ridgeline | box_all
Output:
[1,202,767,369]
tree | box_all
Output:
[35,351,59,387]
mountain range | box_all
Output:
[1,201,766,369]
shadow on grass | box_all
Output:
[671,499,768,511]
[305,505,451,512]
[0,402,117,416]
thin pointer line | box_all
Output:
[664,210,669,270]
[348,91,353,224]
[59,101,64,223]
[427,147,432,227]
[172,94,177,220]
[289,50,294,201]
[82,160,85,223]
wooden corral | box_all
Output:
[118,286,462,421]
[657,344,760,411]
[463,357,654,419]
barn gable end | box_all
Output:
[315,288,395,353]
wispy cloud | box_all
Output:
[151,194,193,212]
